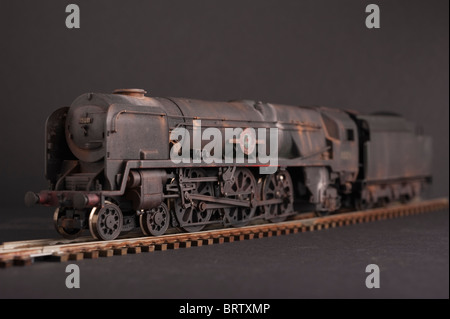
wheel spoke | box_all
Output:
[140,202,170,236]
[89,201,123,240]
[174,168,214,232]
[262,171,294,223]
[223,168,256,227]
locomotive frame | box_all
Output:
[25,89,432,240]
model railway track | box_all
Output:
[1,198,447,268]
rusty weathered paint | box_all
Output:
[26,89,434,241]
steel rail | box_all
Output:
[0,198,447,268]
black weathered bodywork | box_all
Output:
[25,89,432,240]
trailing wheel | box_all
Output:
[354,189,373,211]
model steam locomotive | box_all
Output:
[25,89,432,240]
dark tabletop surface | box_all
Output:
[0,205,447,299]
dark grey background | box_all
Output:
[0,0,448,299]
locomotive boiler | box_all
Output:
[25,89,432,240]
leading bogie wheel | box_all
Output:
[89,201,123,240]
[53,207,84,239]
[140,202,170,236]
